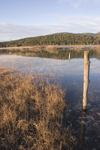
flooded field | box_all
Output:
[0,48,100,149]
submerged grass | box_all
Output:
[0,68,76,150]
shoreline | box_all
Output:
[0,44,100,50]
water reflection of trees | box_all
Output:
[0,48,100,59]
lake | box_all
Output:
[0,48,100,149]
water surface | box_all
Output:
[0,49,100,149]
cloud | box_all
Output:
[0,23,56,41]
[58,0,100,8]
[59,0,86,8]
[53,14,100,26]
[0,15,100,42]
[58,0,85,8]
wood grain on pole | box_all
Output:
[83,51,90,110]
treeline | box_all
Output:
[0,34,100,47]
[0,33,100,47]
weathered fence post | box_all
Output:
[83,51,90,110]
[69,53,70,60]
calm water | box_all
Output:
[0,50,100,149]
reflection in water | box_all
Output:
[0,49,100,149]
[69,53,70,66]
[69,59,70,66]
[83,51,90,110]
[0,48,100,60]
[79,110,87,148]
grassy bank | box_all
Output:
[0,68,76,150]
[0,44,100,51]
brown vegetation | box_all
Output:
[0,44,100,51]
[0,68,76,150]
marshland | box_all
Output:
[0,46,100,150]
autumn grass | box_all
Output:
[0,68,76,150]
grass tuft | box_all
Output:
[0,68,76,150]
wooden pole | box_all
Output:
[69,53,70,60]
[83,51,90,110]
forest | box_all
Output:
[0,33,100,47]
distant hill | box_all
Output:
[54,32,100,37]
[96,32,100,35]
[96,32,100,37]
[82,32,100,37]
[54,32,72,34]
[0,33,100,47]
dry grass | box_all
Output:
[0,68,76,150]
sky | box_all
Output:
[0,0,100,41]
